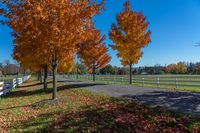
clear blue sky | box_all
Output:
[1,0,200,67]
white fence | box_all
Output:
[0,82,4,96]
[60,74,200,89]
[0,75,31,96]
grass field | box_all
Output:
[0,78,199,132]
[0,76,19,82]
[61,74,200,92]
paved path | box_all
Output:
[62,80,200,115]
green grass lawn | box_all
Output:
[0,78,199,132]
[0,76,19,82]
[63,75,200,92]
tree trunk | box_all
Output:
[76,65,79,79]
[39,70,42,83]
[129,64,132,84]
[43,66,48,92]
[92,67,95,82]
[37,71,42,83]
[37,71,40,81]
[52,62,58,100]
[23,68,26,76]
[76,54,79,79]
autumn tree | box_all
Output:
[196,65,200,74]
[58,54,75,74]
[0,0,105,100]
[0,0,52,90]
[165,63,187,74]
[13,41,50,90]
[78,26,111,81]
[39,0,104,99]
[165,64,177,74]
[109,0,151,84]
[176,62,187,74]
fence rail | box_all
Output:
[0,75,31,96]
[59,74,200,89]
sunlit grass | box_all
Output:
[0,75,20,82]
[63,75,200,92]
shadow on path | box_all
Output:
[122,91,200,115]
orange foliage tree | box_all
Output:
[13,41,50,91]
[165,63,187,74]
[1,0,52,91]
[109,0,151,84]
[165,64,177,74]
[78,26,111,81]
[58,55,75,74]
[1,0,105,100]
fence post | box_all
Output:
[0,82,4,96]
[157,78,160,88]
[175,78,178,88]
[13,79,16,89]
[142,78,145,87]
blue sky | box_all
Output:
[1,0,200,67]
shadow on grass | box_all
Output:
[3,82,105,99]
[18,83,43,89]
[11,98,199,132]
[0,99,52,111]
[0,104,31,111]
[18,81,54,89]
[1,89,51,98]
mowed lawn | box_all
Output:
[0,76,18,82]
[63,75,200,92]
[0,78,199,132]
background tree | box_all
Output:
[99,64,114,75]
[0,63,3,69]
[196,65,200,74]
[4,60,10,76]
[58,55,75,74]
[165,64,177,74]
[176,62,187,74]
[78,26,111,81]
[109,0,151,84]
[187,63,196,74]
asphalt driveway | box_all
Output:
[62,80,200,115]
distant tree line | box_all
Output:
[0,60,26,76]
[94,62,200,75]
[2,60,200,76]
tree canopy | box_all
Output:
[109,0,151,84]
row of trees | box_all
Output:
[0,0,111,100]
[97,62,200,75]
[164,62,200,74]
[0,0,151,100]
